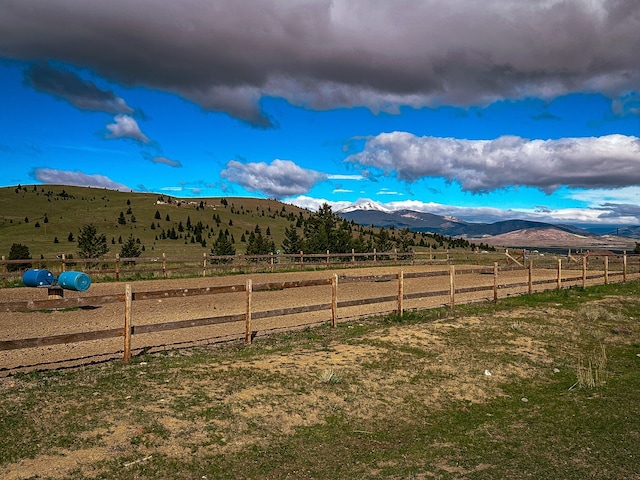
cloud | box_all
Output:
[31,167,132,191]
[152,156,182,167]
[327,174,365,180]
[24,62,133,113]
[346,132,640,193]
[221,159,326,198]
[2,1,640,124]
[105,115,150,143]
[285,195,353,212]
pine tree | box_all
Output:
[211,230,235,263]
[120,234,142,263]
[281,224,302,254]
[77,224,109,260]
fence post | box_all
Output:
[326,250,330,266]
[115,254,120,281]
[331,274,338,328]
[623,253,627,283]
[162,253,167,278]
[493,262,498,303]
[352,248,355,264]
[202,252,207,277]
[394,248,398,262]
[557,258,562,290]
[123,283,132,363]
[604,256,609,285]
[449,265,455,309]
[528,258,533,295]
[582,255,587,289]
[299,250,303,270]
[270,252,274,272]
[373,248,377,263]
[61,254,66,272]
[1,255,5,274]
[245,279,252,344]
[397,270,404,316]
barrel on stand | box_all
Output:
[22,269,55,287]
[58,271,92,292]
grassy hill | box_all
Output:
[0,185,310,260]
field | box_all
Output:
[0,280,639,479]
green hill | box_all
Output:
[0,185,310,261]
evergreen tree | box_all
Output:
[7,243,31,272]
[281,224,303,254]
[245,230,275,256]
[77,224,109,260]
[211,230,235,262]
[303,203,352,253]
[120,234,142,263]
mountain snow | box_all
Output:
[337,200,392,214]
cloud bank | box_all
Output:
[346,132,640,193]
[32,168,132,191]
[2,1,640,124]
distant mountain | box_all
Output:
[337,202,593,238]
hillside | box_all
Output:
[482,227,637,250]
[0,185,310,260]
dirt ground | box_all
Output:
[0,264,610,374]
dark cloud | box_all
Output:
[24,62,133,113]
[2,1,640,125]
[151,156,182,168]
[532,112,562,121]
[31,167,132,191]
[346,132,640,193]
[598,203,640,220]
[221,159,327,198]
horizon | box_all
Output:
[2,1,640,227]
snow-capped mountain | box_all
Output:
[337,200,392,214]
[337,201,595,238]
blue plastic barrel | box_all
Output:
[58,271,92,292]
[22,269,55,287]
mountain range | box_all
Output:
[337,201,639,250]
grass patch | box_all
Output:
[1,281,639,479]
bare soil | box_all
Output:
[0,264,603,374]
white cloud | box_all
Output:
[221,159,327,198]
[105,115,150,143]
[32,167,132,191]
[566,186,640,206]
[347,132,640,193]
[327,174,365,180]
[284,195,353,212]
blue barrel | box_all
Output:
[22,269,55,287]
[58,271,91,292]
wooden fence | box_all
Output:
[0,249,452,283]
[1,254,637,372]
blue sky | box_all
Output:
[2,0,640,226]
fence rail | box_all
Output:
[1,255,638,373]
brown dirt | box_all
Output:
[0,264,610,374]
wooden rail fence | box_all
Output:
[0,257,637,369]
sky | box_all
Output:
[2,0,640,227]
